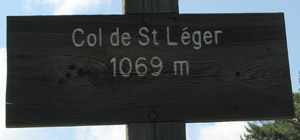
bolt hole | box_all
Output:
[235,72,241,77]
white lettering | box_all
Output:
[139,27,150,46]
[152,29,159,45]
[99,28,102,46]
[167,27,178,46]
[215,30,223,44]
[72,28,85,47]
[119,57,132,77]
[174,61,189,76]
[203,31,213,45]
[135,57,148,76]
[87,33,97,47]
[151,57,163,76]
[192,31,201,50]
[181,27,191,45]
[122,32,131,46]
[110,27,120,46]
[110,58,117,77]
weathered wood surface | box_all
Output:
[127,122,186,140]
[123,0,179,14]
[6,14,294,127]
[124,1,183,140]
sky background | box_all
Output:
[0,0,299,140]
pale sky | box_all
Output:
[1,0,300,140]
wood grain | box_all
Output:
[6,14,294,128]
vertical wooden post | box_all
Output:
[126,122,186,140]
[123,0,185,140]
[123,0,179,14]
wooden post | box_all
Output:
[123,0,179,14]
[123,0,186,140]
[126,122,186,140]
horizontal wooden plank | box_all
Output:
[6,14,294,128]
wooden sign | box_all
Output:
[6,13,294,128]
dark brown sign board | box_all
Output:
[6,13,294,128]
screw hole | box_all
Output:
[149,111,157,119]
[144,16,152,23]
[180,112,184,117]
